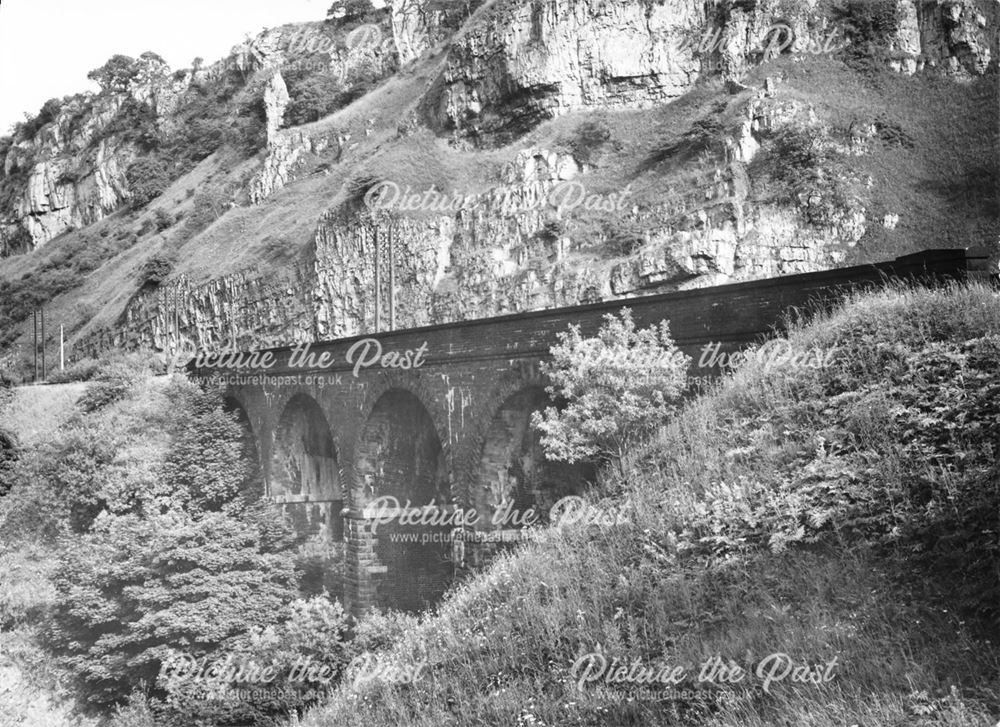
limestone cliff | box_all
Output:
[0,0,996,372]
[0,55,187,253]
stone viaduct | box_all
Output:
[188,248,985,614]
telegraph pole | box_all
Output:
[374,224,382,333]
[40,306,45,382]
[32,310,38,384]
[388,222,396,331]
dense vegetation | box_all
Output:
[1,282,997,726]
[297,282,1000,726]
[0,358,359,726]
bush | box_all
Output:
[535,219,564,244]
[532,308,690,476]
[160,595,351,725]
[47,357,101,383]
[0,428,19,497]
[565,119,611,164]
[832,0,899,45]
[154,209,175,231]
[831,0,900,72]
[183,188,233,236]
[140,253,175,287]
[77,376,134,413]
[1,416,124,537]
[76,351,158,413]
[604,218,645,257]
[749,124,849,211]
[284,62,346,127]
[126,158,172,209]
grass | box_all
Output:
[302,281,1000,727]
[0,383,89,447]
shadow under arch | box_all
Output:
[222,395,264,499]
[270,393,343,542]
[353,387,451,612]
[473,386,594,538]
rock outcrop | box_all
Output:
[424,0,705,144]
[246,22,398,203]
[102,82,867,356]
[0,56,191,253]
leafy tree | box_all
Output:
[161,595,351,725]
[43,376,298,709]
[46,508,299,708]
[531,309,690,476]
[327,0,383,24]
[126,157,171,209]
[87,54,140,92]
[284,64,344,126]
[161,379,263,513]
[0,428,18,497]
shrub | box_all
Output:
[566,119,611,164]
[296,536,347,600]
[749,124,848,210]
[154,209,175,231]
[77,376,134,413]
[284,62,345,127]
[184,188,232,235]
[140,253,175,287]
[126,158,172,209]
[349,607,419,657]
[535,219,564,244]
[225,90,268,157]
[603,218,645,257]
[46,357,101,384]
[532,308,690,476]
[831,0,900,72]
[874,114,915,149]
[1,416,122,537]
[0,428,19,497]
[832,0,900,45]
[160,595,351,725]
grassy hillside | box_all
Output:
[302,281,1000,727]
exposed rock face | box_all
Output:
[390,0,485,64]
[2,97,139,252]
[9,0,999,360]
[887,0,1000,74]
[104,84,865,355]
[246,22,397,203]
[0,57,192,254]
[420,0,998,145]
[425,0,705,144]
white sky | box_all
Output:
[0,0,335,134]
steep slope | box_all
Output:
[300,282,1000,727]
[0,0,996,378]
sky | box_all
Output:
[0,0,337,134]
